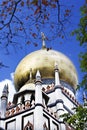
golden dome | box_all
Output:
[14,49,78,91]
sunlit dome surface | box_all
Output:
[14,48,78,91]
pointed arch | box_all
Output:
[43,122,48,130]
[23,121,33,130]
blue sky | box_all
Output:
[0,0,85,103]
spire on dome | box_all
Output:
[41,32,46,49]
[36,70,41,80]
[35,70,42,84]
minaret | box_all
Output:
[1,84,9,118]
[54,63,66,129]
[54,63,64,121]
[54,62,60,86]
[34,70,43,130]
[41,32,46,49]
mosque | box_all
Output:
[0,33,79,130]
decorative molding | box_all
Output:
[5,106,35,119]
[47,99,64,107]
[62,88,79,106]
[56,108,64,113]
[35,103,44,108]
[63,104,73,115]
[43,109,60,123]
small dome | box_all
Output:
[19,83,35,92]
[14,49,78,91]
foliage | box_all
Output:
[0,0,73,50]
[61,105,87,130]
[71,1,87,90]
[78,52,87,90]
[71,4,87,45]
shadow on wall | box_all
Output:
[0,127,4,130]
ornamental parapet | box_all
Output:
[5,100,35,118]
[42,83,55,93]
[62,87,80,106]
[43,105,57,119]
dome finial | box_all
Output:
[41,32,46,49]
[36,70,41,79]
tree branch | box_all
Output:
[56,0,63,27]
[0,0,22,30]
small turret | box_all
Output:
[1,84,9,118]
[54,62,65,122]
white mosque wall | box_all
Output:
[47,86,77,115]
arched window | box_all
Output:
[23,121,33,130]
[43,122,48,130]
[26,126,32,130]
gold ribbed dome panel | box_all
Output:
[14,49,78,91]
